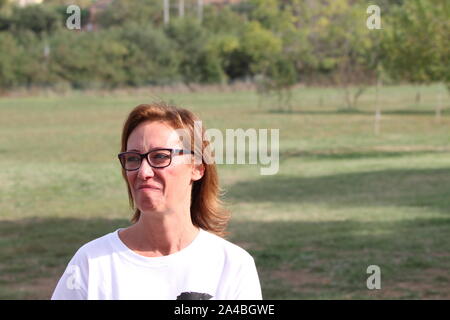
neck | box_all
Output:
[121,209,199,257]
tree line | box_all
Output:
[0,0,448,105]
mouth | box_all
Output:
[138,185,162,191]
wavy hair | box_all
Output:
[119,102,230,237]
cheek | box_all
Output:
[168,166,191,192]
[165,166,193,190]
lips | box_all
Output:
[138,184,162,191]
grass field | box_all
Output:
[0,84,449,299]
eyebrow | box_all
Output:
[125,147,172,153]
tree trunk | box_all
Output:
[353,87,366,109]
[179,0,184,18]
[415,86,421,104]
[198,0,203,22]
[345,86,366,109]
[345,87,353,109]
[164,0,170,25]
[374,78,382,135]
[435,84,443,124]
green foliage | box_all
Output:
[255,55,297,111]
[0,0,447,93]
[239,21,282,75]
[117,23,179,86]
[0,31,47,89]
[206,33,244,82]
[15,31,57,86]
[44,0,95,6]
[54,4,91,29]
[0,33,24,88]
[97,0,163,29]
[0,13,10,31]
[309,1,378,79]
[202,6,245,35]
[246,0,295,33]
[9,4,62,34]
[302,0,381,108]
[381,0,450,85]
[49,30,128,88]
[165,18,225,84]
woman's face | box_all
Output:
[126,121,204,216]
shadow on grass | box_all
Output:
[226,168,450,215]
[280,148,450,161]
[266,109,450,116]
[228,217,450,299]
[0,215,449,299]
[0,217,129,299]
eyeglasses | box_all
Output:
[118,148,194,171]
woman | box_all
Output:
[51,102,262,300]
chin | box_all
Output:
[136,194,162,209]
[138,202,166,215]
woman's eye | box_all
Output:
[152,153,170,160]
[127,156,140,162]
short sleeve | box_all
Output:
[233,256,263,300]
[51,248,89,300]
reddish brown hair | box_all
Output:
[120,102,230,237]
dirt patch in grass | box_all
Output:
[271,264,332,292]
[381,268,450,299]
[269,262,450,299]
[0,260,61,299]
[344,267,450,299]
[2,276,57,300]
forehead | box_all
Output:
[127,121,182,150]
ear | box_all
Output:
[191,163,205,182]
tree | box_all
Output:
[239,1,303,111]
[246,0,294,34]
[239,21,282,74]
[426,1,450,92]
[306,0,379,109]
[9,4,62,35]
[254,55,297,111]
[117,23,179,86]
[381,0,450,103]
[165,17,225,86]
[237,20,298,110]
[202,5,244,35]
[97,0,163,29]
[49,29,128,88]
[0,33,24,90]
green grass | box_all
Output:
[0,84,449,299]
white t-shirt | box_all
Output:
[51,228,262,300]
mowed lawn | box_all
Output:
[0,84,449,299]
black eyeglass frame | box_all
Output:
[118,148,194,171]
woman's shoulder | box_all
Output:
[199,229,255,262]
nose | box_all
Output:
[136,157,155,180]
